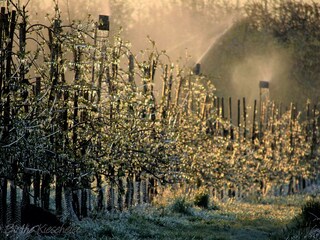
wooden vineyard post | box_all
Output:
[125,55,135,208]
[306,102,311,142]
[161,65,168,120]
[287,103,295,195]
[237,99,240,141]
[5,9,18,224]
[33,78,41,207]
[221,97,225,119]
[311,105,317,156]
[216,97,220,133]
[149,59,157,122]
[175,75,183,109]
[229,97,234,140]
[80,91,89,218]
[243,98,247,139]
[166,67,173,116]
[0,7,7,227]
[41,18,63,212]
[213,98,217,133]
[309,104,318,186]
[221,97,228,137]
[252,100,257,143]
[0,7,4,116]
[187,75,193,115]
[128,54,135,84]
[72,46,81,218]
[19,17,32,210]
[134,55,146,205]
[56,65,68,216]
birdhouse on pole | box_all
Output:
[194,63,201,75]
[98,15,109,31]
[259,80,270,104]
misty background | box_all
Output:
[7,0,320,108]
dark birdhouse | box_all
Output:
[259,81,269,89]
[98,15,109,31]
[194,63,201,75]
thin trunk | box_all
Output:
[135,174,141,205]
[148,177,157,203]
[142,179,148,203]
[96,174,104,211]
[125,175,133,209]
[107,181,115,211]
[118,178,124,212]
[9,180,17,224]
[41,174,51,210]
[64,187,79,222]
[72,191,80,219]
[81,189,88,218]
[0,178,7,226]
[175,76,183,107]
[55,178,63,216]
[33,171,40,206]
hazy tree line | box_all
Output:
[200,0,320,104]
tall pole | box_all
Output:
[259,81,269,139]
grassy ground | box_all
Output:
[25,195,307,240]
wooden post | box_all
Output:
[221,97,225,118]
[287,103,295,195]
[243,98,247,139]
[167,68,173,111]
[161,65,168,120]
[221,97,228,137]
[306,102,311,142]
[33,80,41,207]
[19,17,32,212]
[311,105,317,156]
[175,76,183,108]
[91,24,98,87]
[229,97,234,140]
[252,100,257,143]
[7,10,17,225]
[0,8,5,114]
[237,99,240,140]
[128,54,135,84]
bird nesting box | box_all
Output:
[98,15,109,31]
[259,81,269,89]
[259,81,270,102]
[194,63,201,75]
